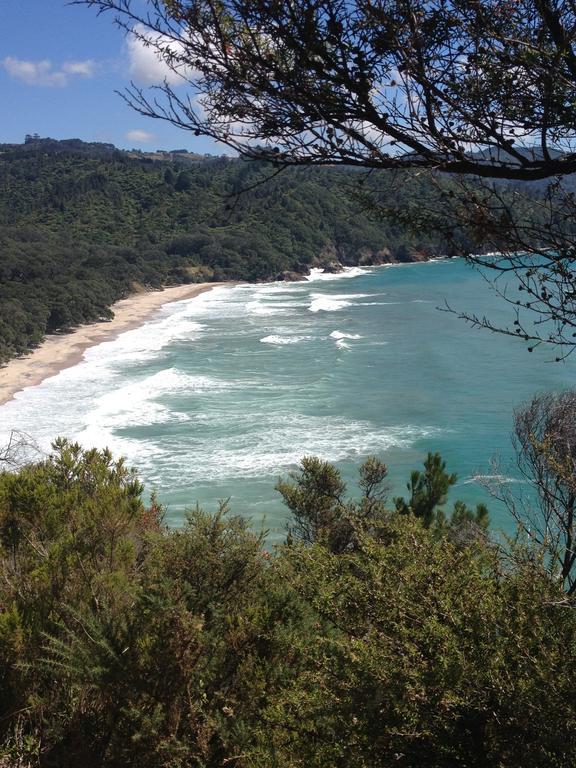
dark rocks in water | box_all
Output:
[358,247,394,265]
[325,243,439,268]
[323,261,345,273]
[406,249,433,263]
[276,270,306,282]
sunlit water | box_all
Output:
[1,260,574,542]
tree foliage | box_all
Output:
[277,455,389,552]
[391,451,490,538]
[79,0,576,179]
[272,518,576,767]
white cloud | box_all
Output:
[62,60,96,77]
[126,24,196,85]
[126,129,155,144]
[2,58,65,86]
[2,56,96,87]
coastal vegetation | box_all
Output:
[1,141,573,767]
[1,440,575,767]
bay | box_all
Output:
[1,259,574,543]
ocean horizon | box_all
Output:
[1,259,574,542]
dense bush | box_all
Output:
[0,443,574,767]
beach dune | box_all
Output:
[0,283,221,407]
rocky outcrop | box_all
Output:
[322,261,345,273]
[275,270,307,282]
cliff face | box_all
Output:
[299,242,440,279]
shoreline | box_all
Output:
[0,282,226,407]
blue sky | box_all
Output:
[0,1,222,153]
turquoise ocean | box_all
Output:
[1,259,574,542]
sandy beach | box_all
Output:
[0,282,223,407]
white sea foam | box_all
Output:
[172,285,251,321]
[260,335,312,345]
[306,266,372,281]
[73,368,245,454]
[120,415,446,485]
[462,474,522,485]
[308,291,377,313]
[0,288,220,451]
[362,301,402,306]
[254,283,308,295]
[309,295,352,312]
[362,299,431,306]
[81,308,206,370]
[245,300,287,316]
[329,330,363,340]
